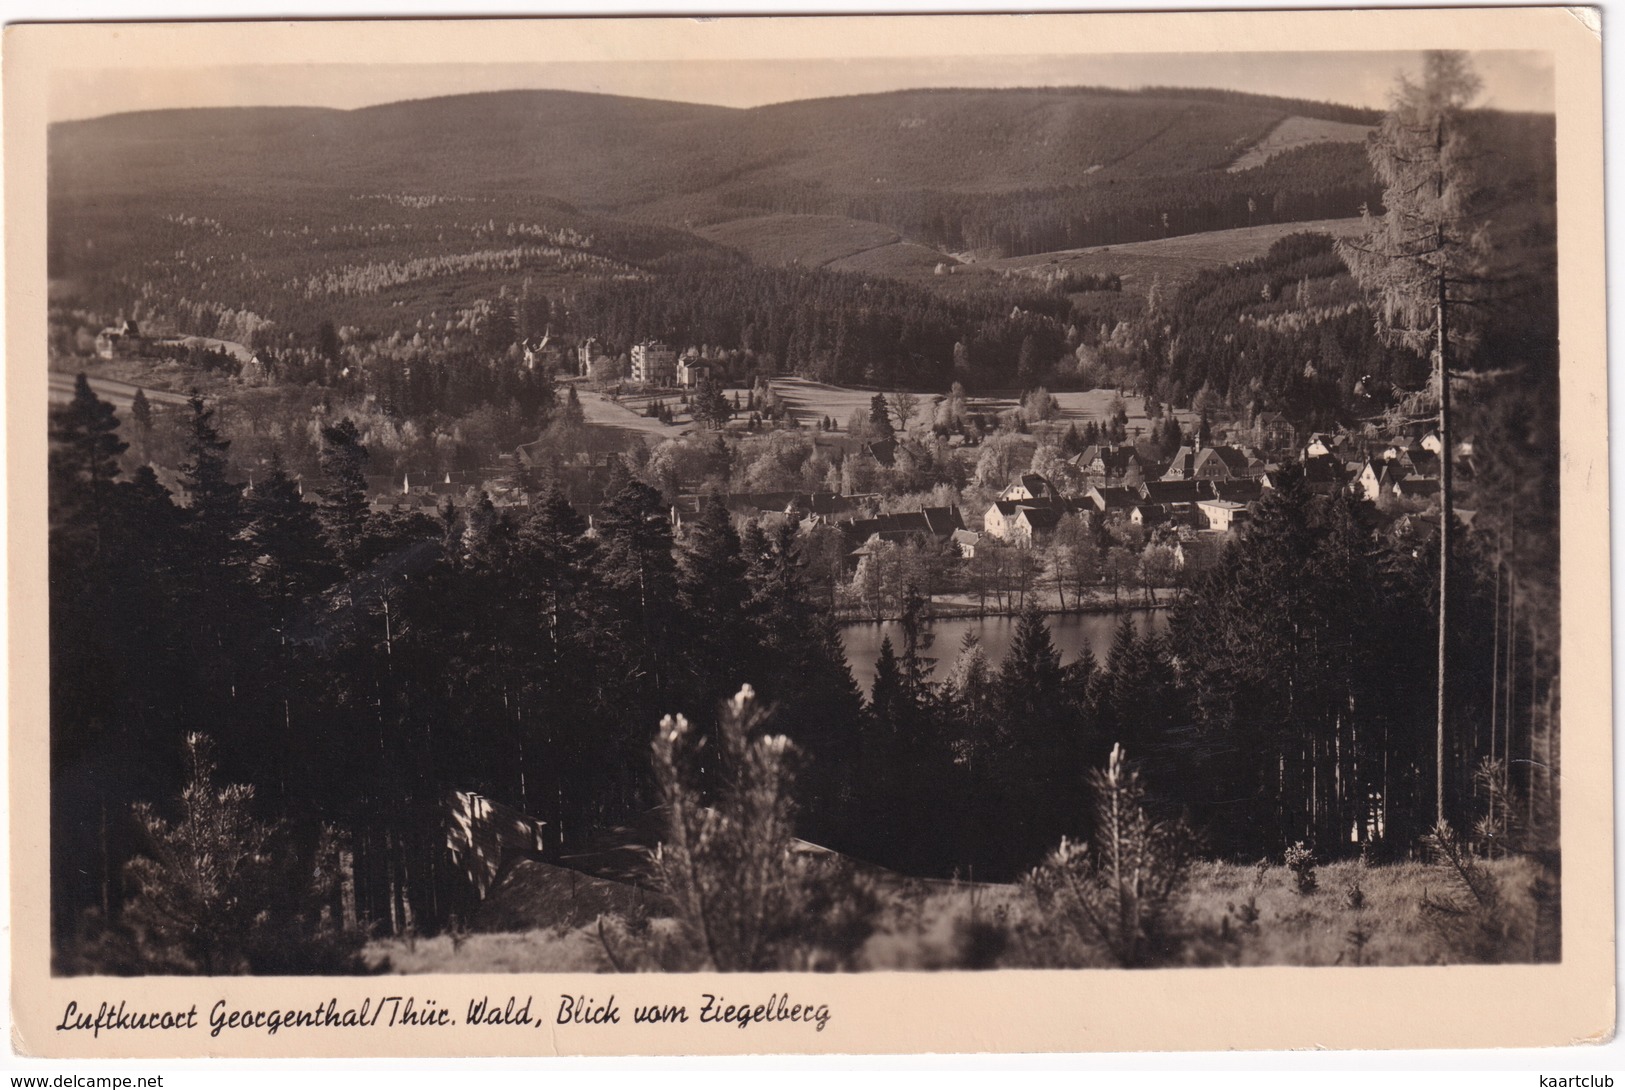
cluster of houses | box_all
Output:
[331,418,1450,586]
[362,469,530,515]
[95,320,152,359]
[546,337,723,389]
[970,428,1450,555]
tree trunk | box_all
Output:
[1435,284,1451,826]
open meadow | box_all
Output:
[362,855,1543,973]
[983,217,1366,295]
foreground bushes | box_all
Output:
[56,734,369,976]
[600,686,879,972]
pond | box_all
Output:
[840,609,1168,696]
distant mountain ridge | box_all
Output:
[49,84,1552,305]
[52,84,1363,207]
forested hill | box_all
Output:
[53,85,1333,204]
[51,85,1395,255]
[49,85,1555,320]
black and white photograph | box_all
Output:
[8,6,1612,1059]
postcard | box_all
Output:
[6,7,1611,1058]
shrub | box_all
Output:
[1284,841,1318,895]
[611,685,878,972]
[1022,744,1195,967]
[1471,757,1519,858]
[1343,920,1375,966]
[1419,819,1525,964]
[952,883,1011,970]
[111,733,366,975]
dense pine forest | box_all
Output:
[51,379,1549,964]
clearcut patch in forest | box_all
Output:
[696,214,913,267]
[983,217,1367,294]
[1228,115,1375,172]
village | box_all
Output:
[63,315,1457,625]
[340,330,1456,621]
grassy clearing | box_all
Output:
[696,214,904,268]
[983,217,1366,294]
[1228,116,1374,172]
[828,241,957,276]
[764,377,923,430]
[573,385,692,440]
[362,856,1542,973]
[365,926,611,974]
[1170,858,1540,968]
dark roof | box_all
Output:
[852,529,928,554]
[1162,446,1195,478]
[865,439,899,467]
[920,506,965,535]
[1197,446,1251,473]
[1302,454,1350,483]
[1018,473,1052,497]
[1075,445,1142,472]
[1395,478,1441,497]
[1404,450,1441,477]
[1087,486,1140,511]
[840,507,958,543]
[1016,506,1062,531]
[1141,479,1204,504]
[1206,479,1263,503]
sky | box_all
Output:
[50,50,1554,123]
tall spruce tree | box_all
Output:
[1337,51,1491,824]
[869,393,894,439]
[49,374,128,557]
[317,418,372,573]
[676,490,751,717]
[177,392,241,547]
[244,451,333,623]
[595,474,679,803]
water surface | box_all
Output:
[840,609,1167,696]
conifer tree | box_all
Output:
[177,392,241,546]
[244,451,333,622]
[49,374,128,557]
[869,393,894,439]
[562,385,586,428]
[123,733,277,974]
[676,490,751,714]
[1338,51,1491,824]
[691,373,733,431]
[317,417,372,573]
[595,475,680,795]
[130,386,153,433]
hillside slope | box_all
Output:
[53,86,1297,204]
[47,86,1552,326]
